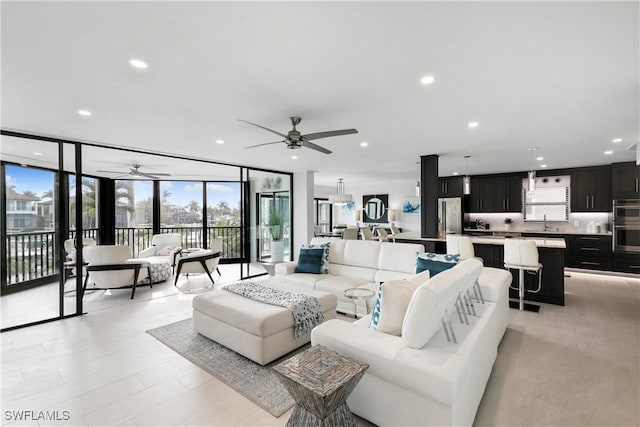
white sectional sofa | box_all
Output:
[275,237,425,316]
[311,258,512,427]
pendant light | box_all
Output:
[528,147,537,192]
[463,155,471,195]
[328,178,353,205]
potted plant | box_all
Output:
[504,217,513,230]
[268,206,285,262]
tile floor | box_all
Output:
[1,271,639,426]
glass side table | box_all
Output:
[344,288,375,318]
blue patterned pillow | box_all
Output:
[369,282,383,330]
[416,252,460,276]
[295,243,330,274]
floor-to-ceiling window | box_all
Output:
[160,181,203,248]
[115,179,153,256]
[207,182,242,262]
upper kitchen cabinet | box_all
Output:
[438,176,463,197]
[465,174,523,213]
[612,161,640,199]
[495,174,524,213]
[466,176,495,213]
[571,166,612,212]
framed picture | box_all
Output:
[402,197,420,215]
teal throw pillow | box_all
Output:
[295,243,330,274]
[369,282,383,330]
[416,252,460,276]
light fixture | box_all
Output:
[33,152,42,156]
[541,164,547,168]
[536,156,544,161]
[453,172,459,176]
[528,147,537,192]
[463,155,471,195]
[291,155,298,160]
[420,75,435,85]
[129,58,148,69]
[215,139,224,145]
[387,209,397,226]
[604,150,613,155]
[468,121,479,128]
[354,209,361,223]
[612,138,623,143]
[328,178,353,205]
[360,142,368,147]
[415,161,421,197]
[78,109,92,116]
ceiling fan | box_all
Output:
[96,164,171,180]
[239,116,358,154]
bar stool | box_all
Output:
[504,239,543,312]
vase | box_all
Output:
[270,240,284,262]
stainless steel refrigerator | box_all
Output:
[438,197,463,235]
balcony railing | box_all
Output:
[3,226,243,288]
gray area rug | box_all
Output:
[147,318,308,417]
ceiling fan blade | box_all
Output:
[302,140,332,154]
[143,172,171,176]
[238,119,287,138]
[302,128,358,141]
[245,141,285,149]
[97,170,127,174]
[139,172,161,179]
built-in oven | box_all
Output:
[613,199,640,224]
[613,225,640,252]
[613,199,640,252]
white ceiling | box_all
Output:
[1,1,638,187]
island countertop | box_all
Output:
[393,232,566,249]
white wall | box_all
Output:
[315,179,421,233]
[293,171,315,253]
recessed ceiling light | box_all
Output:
[536,156,544,161]
[604,150,613,155]
[78,109,92,116]
[291,155,298,160]
[612,138,623,143]
[20,163,27,167]
[360,142,368,147]
[420,75,435,85]
[33,152,42,156]
[129,59,148,69]
[467,121,479,128]
[453,172,459,176]
[215,139,224,145]
[540,164,547,168]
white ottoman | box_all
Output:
[192,280,338,365]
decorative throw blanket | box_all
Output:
[223,281,324,339]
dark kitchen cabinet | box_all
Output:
[495,174,524,213]
[612,252,640,274]
[466,176,495,213]
[612,162,640,199]
[568,234,612,270]
[466,174,523,213]
[438,176,463,197]
[571,166,612,212]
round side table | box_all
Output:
[344,288,375,318]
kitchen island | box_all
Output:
[394,232,566,306]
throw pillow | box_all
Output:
[415,252,460,276]
[376,279,422,336]
[369,282,383,330]
[295,243,330,274]
[155,244,176,256]
[405,269,431,286]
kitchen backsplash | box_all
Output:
[468,212,612,234]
